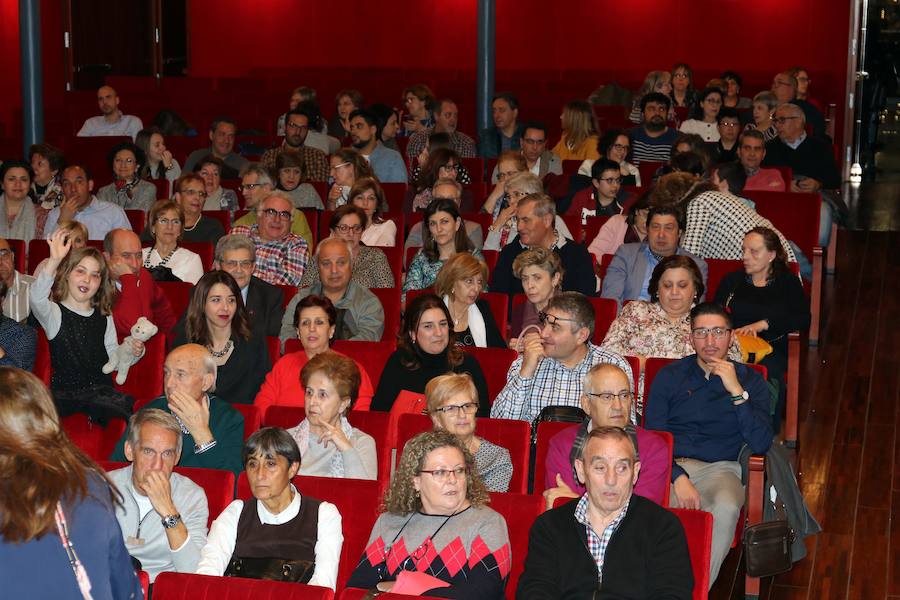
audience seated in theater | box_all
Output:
[183,117,248,179]
[491,193,595,298]
[0,237,34,323]
[721,70,752,109]
[153,108,197,137]
[406,98,478,162]
[105,228,177,339]
[490,122,563,184]
[509,248,562,344]
[349,109,408,184]
[484,149,526,219]
[576,128,640,186]
[491,292,632,422]
[326,148,374,210]
[565,158,625,223]
[142,199,204,284]
[671,133,711,170]
[711,162,754,208]
[738,129,786,191]
[31,230,141,421]
[646,302,773,585]
[275,151,324,210]
[109,408,209,583]
[172,271,271,406]
[399,84,437,136]
[0,280,36,370]
[45,165,132,240]
[542,363,670,509]
[0,160,38,244]
[0,368,143,599]
[231,192,310,286]
[628,70,674,124]
[350,177,397,247]
[368,103,402,153]
[372,293,489,414]
[678,87,724,143]
[628,92,678,165]
[136,127,182,191]
[29,143,66,237]
[300,99,341,153]
[195,427,343,589]
[427,373,513,492]
[771,70,826,139]
[194,155,238,212]
[166,173,226,244]
[77,85,144,140]
[31,219,87,279]
[711,107,742,163]
[111,344,244,474]
[328,89,363,140]
[650,172,796,261]
[434,253,505,348]
[587,193,649,261]
[214,234,284,338]
[714,227,810,429]
[346,430,510,597]
[235,164,313,246]
[746,92,778,142]
[256,295,374,415]
[669,62,698,110]
[484,172,573,251]
[403,197,483,302]
[479,92,526,158]
[285,352,377,479]
[261,108,329,184]
[279,103,334,155]
[302,205,393,289]
[552,100,601,161]
[406,178,483,253]
[790,66,820,111]
[518,426,693,599]
[409,146,472,212]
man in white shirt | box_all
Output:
[77,86,143,140]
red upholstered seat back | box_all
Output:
[153,571,334,599]
[532,420,577,494]
[233,404,261,440]
[62,414,126,461]
[669,507,713,600]
[368,287,401,342]
[462,346,517,405]
[488,492,544,600]
[114,332,165,404]
[704,259,742,301]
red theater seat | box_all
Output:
[488,492,544,599]
[670,507,713,600]
[202,210,231,234]
[6,238,26,272]
[636,160,665,188]
[532,420,576,495]
[233,404,261,440]
[369,287,401,342]
[583,216,611,247]
[462,346,516,404]
[331,339,396,386]
[62,414,127,461]
[179,241,214,271]
[153,572,334,599]
[461,157,485,182]
[381,183,407,214]
[114,332,165,404]
[157,281,193,323]
[561,214,584,244]
[125,209,146,234]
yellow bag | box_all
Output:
[735,334,773,364]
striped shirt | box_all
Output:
[628,126,677,164]
[574,493,630,582]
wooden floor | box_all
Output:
[710,183,900,599]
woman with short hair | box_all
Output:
[141,199,204,284]
[433,253,505,348]
[97,142,157,212]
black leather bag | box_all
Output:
[530,405,586,444]
[225,556,315,583]
[742,520,793,577]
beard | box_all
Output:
[351,139,369,150]
[644,117,666,133]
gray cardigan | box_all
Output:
[280,280,385,343]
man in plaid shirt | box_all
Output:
[490,292,632,422]
[230,192,308,286]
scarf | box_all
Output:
[291,417,354,477]
[0,194,37,243]
[443,294,486,347]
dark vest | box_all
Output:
[49,303,112,391]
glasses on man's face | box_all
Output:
[0,249,12,260]
[585,391,634,404]
[156,217,181,227]
[719,122,739,129]
[262,208,292,221]
[335,224,363,234]
[419,466,467,482]
[691,327,732,339]
[431,402,479,416]
[772,116,800,125]
[538,311,578,327]
[181,188,208,198]
[598,176,623,185]
[240,183,266,192]
[223,259,254,270]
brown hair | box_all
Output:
[421,198,472,262]
[348,176,388,221]
[51,247,115,315]
[398,293,463,369]
[433,253,488,298]
[275,150,308,184]
[148,198,185,240]
[332,148,374,181]
[414,148,461,193]
[512,247,564,281]
[185,271,251,344]
[300,350,361,410]
[402,84,436,112]
[746,226,789,278]
[648,172,716,212]
[175,172,204,194]
[648,254,705,303]
[330,204,369,231]
[292,294,338,330]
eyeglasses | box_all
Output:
[261,208,292,221]
[538,311,578,326]
[156,217,181,226]
[719,122,739,128]
[114,157,135,165]
[691,327,732,339]
[585,391,634,404]
[181,188,208,198]
[508,190,529,199]
[240,183,267,192]
[611,143,630,152]
[330,162,350,171]
[0,249,12,259]
[418,466,467,482]
[335,224,363,234]
[772,116,800,125]
[222,259,254,270]
[597,176,623,185]
[431,402,479,416]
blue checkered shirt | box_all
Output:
[574,493,631,582]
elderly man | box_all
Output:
[110,344,244,474]
[542,363,670,509]
[214,234,284,337]
[279,237,384,344]
[348,109,407,183]
[646,303,772,584]
[230,192,309,286]
[77,86,143,140]
[404,178,484,252]
[490,194,596,298]
[109,409,209,583]
[491,292,632,422]
[104,228,176,339]
[518,426,693,599]
[0,238,33,322]
[260,108,329,182]
[484,172,574,251]
[233,164,314,247]
[44,165,132,240]
[738,130,786,191]
[628,92,678,164]
[478,93,527,158]
[183,117,248,179]
[489,122,562,183]
[405,98,477,162]
[771,71,826,139]
[601,206,708,305]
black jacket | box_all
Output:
[245,276,285,338]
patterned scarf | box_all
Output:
[291,417,354,477]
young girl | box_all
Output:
[30,229,143,421]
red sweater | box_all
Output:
[112,270,177,342]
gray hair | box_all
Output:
[315,236,353,259]
[581,363,634,395]
[739,129,766,145]
[546,291,594,338]
[239,163,275,187]
[752,91,779,112]
[775,102,805,123]
[432,177,462,198]
[506,172,543,195]
[242,427,301,467]
[215,233,256,263]
[127,408,184,457]
[519,192,556,218]
[258,190,295,214]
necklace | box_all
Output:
[145,245,176,269]
[183,216,200,232]
[207,339,233,358]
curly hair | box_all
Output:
[382,430,489,515]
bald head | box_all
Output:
[581,363,633,428]
[164,344,217,402]
[316,236,353,294]
[103,228,142,278]
[97,86,120,116]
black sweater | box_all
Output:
[762,135,840,190]
[517,495,693,600]
[455,298,506,349]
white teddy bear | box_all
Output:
[103,316,159,385]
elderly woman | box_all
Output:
[587,193,650,260]
[169,173,226,244]
[255,295,375,414]
[746,91,779,141]
[552,100,600,161]
[346,430,510,598]
[400,84,436,136]
[427,373,512,492]
[196,427,343,588]
[327,148,373,210]
[484,172,573,251]
[0,368,142,598]
[434,253,505,348]
[135,126,182,191]
[284,351,377,480]
[0,160,38,243]
[97,141,157,212]
[300,205,393,289]
[350,177,396,247]
[195,155,239,212]
[482,150,526,219]
[31,220,88,278]
[28,144,65,237]
[142,198,204,284]
[275,151,323,210]
[373,293,489,415]
[509,248,564,343]
[678,87,724,143]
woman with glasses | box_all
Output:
[300,205,393,289]
[410,148,465,212]
[427,373,512,492]
[97,141,157,212]
[326,148,373,210]
[141,199,204,284]
[346,429,510,598]
[484,171,573,252]
[669,63,697,109]
[350,177,396,247]
[400,84,436,137]
[195,155,239,212]
[576,128,640,187]
[433,253,505,349]
[172,173,226,244]
[551,100,600,161]
[482,150,526,220]
[678,87,724,142]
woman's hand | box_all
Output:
[47,229,72,263]
[542,474,579,511]
[161,149,174,170]
[494,205,517,230]
[482,181,505,215]
[734,320,768,337]
[318,420,352,452]
[129,338,145,357]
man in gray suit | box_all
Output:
[600,206,707,306]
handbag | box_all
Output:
[735,333,774,364]
[225,556,315,583]
[741,520,793,577]
[530,404,586,444]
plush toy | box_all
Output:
[103,317,159,385]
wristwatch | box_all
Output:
[161,514,182,529]
[731,390,749,405]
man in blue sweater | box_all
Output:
[645,302,773,586]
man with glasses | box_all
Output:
[489,122,562,183]
[214,234,284,337]
[628,93,678,165]
[348,109,407,183]
[646,302,772,584]
[404,178,483,253]
[770,71,825,139]
[233,163,314,248]
[491,292,631,422]
[0,238,33,322]
[405,98,477,162]
[260,108,329,182]
[737,130,786,191]
[45,164,132,240]
[565,159,625,223]
[184,117,248,179]
[231,192,309,286]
